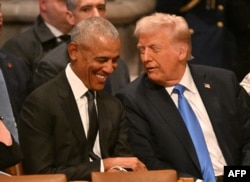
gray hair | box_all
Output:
[134,13,193,60]
[71,16,119,45]
[65,0,77,12]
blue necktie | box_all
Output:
[0,69,19,143]
[173,84,215,182]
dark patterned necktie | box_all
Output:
[173,84,215,182]
[85,90,100,160]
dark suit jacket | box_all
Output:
[33,42,130,94]
[2,16,61,72]
[19,71,133,181]
[116,64,250,179]
[0,50,31,169]
[0,50,32,124]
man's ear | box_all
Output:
[66,11,75,26]
[39,0,46,12]
[178,43,189,60]
[68,42,78,62]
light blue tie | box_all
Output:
[173,84,215,182]
[0,69,19,143]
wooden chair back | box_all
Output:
[92,169,177,182]
[0,174,67,182]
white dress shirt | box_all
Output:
[240,72,250,95]
[166,66,226,176]
[44,22,65,42]
[65,64,104,171]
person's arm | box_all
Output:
[0,118,22,170]
[116,92,196,178]
[115,93,172,169]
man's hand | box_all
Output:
[0,119,12,146]
[103,157,147,172]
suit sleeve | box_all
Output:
[0,136,23,170]
[116,92,172,169]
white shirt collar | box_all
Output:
[166,66,197,95]
[65,64,88,100]
[44,22,64,37]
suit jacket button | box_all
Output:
[189,28,194,34]
[217,21,224,28]
[217,4,224,11]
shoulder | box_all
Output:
[189,64,236,78]
[0,50,30,75]
[3,27,35,46]
[28,72,67,100]
[116,73,148,97]
[39,43,68,64]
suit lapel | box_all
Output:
[189,65,225,136]
[144,76,201,172]
[56,72,87,146]
[95,91,112,157]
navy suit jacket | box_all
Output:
[19,71,133,181]
[116,64,250,179]
[0,50,31,169]
[0,50,32,124]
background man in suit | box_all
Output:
[1,0,73,73]
[33,0,130,94]
[116,13,250,181]
[0,9,32,143]
[0,9,31,170]
[155,0,238,77]
[19,17,146,181]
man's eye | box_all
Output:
[95,58,108,63]
[151,46,161,53]
[138,47,145,54]
[98,6,106,11]
[81,7,91,12]
[152,48,160,53]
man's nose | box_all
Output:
[92,8,101,17]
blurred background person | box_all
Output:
[1,0,73,73]
[155,0,238,78]
[0,6,31,172]
[0,5,32,144]
[0,118,22,171]
[0,0,156,81]
[226,0,250,80]
[34,0,130,95]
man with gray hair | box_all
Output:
[34,0,130,95]
[19,16,147,181]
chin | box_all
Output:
[92,84,105,91]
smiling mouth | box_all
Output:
[96,74,108,82]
